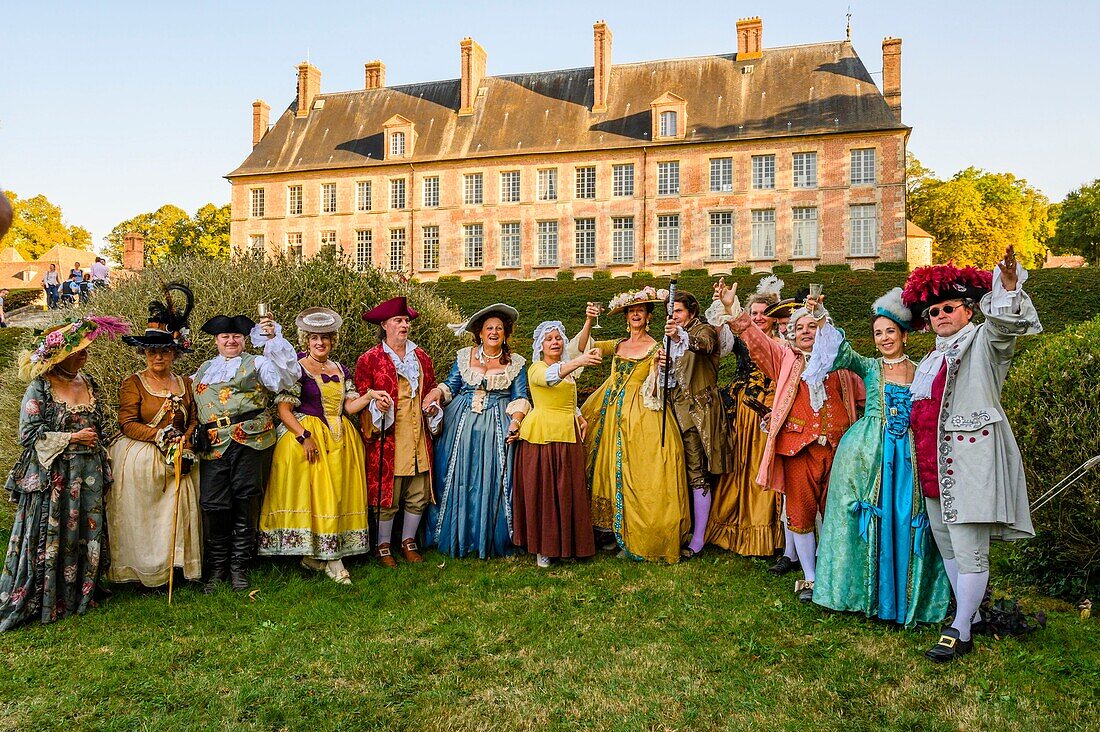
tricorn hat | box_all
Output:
[201,314,255,336]
[902,263,992,330]
[362,296,419,325]
[122,282,195,351]
[763,287,810,319]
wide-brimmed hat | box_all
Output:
[122,282,194,352]
[296,307,343,333]
[902,263,992,330]
[447,303,519,336]
[17,315,131,380]
[870,287,913,331]
[201,314,255,336]
[607,286,670,314]
[362,296,419,325]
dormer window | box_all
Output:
[650,92,687,141]
[382,114,416,160]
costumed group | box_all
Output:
[0,247,1040,663]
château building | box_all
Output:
[227,17,909,280]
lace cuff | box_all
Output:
[368,400,395,432]
[438,383,454,404]
[36,431,71,470]
[506,398,532,417]
[989,262,1028,313]
[802,321,843,387]
[252,323,301,393]
[544,362,564,387]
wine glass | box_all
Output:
[593,302,603,330]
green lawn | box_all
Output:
[0,552,1096,731]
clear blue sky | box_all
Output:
[2,0,1096,250]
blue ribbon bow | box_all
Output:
[851,500,882,542]
[911,513,930,558]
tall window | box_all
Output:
[390,178,406,209]
[355,230,372,271]
[659,110,677,137]
[319,230,337,254]
[321,183,337,214]
[422,177,439,208]
[657,161,679,195]
[851,148,876,185]
[575,166,596,199]
[612,164,635,197]
[356,181,372,212]
[249,234,265,256]
[793,152,818,188]
[390,131,406,157]
[500,222,521,268]
[286,232,303,262]
[500,171,520,203]
[537,221,559,266]
[657,214,680,262]
[287,185,303,215]
[537,169,558,201]
[751,155,775,189]
[575,218,596,266]
[421,226,439,270]
[751,209,776,259]
[709,212,734,260]
[792,207,819,257]
[463,224,484,269]
[849,204,877,256]
[250,188,265,218]
[612,217,635,264]
[463,173,484,205]
[388,228,406,271]
[710,158,733,192]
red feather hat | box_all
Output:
[901,263,992,330]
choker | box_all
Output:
[307,354,330,368]
[54,366,80,380]
[882,355,909,365]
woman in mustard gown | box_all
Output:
[571,288,689,563]
[258,308,374,584]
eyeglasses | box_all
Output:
[924,303,964,319]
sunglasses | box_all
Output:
[924,303,965,319]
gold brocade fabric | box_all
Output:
[393,376,429,476]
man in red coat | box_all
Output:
[355,297,440,568]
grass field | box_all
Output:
[1,271,1099,731]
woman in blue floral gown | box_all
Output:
[1,315,128,631]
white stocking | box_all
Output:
[951,570,989,641]
[402,511,422,542]
[378,519,395,547]
[782,496,799,561]
[792,532,817,582]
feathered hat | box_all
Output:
[870,287,913,331]
[754,275,785,303]
[902,263,992,330]
[122,282,194,351]
[18,315,131,380]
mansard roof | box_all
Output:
[228,40,906,179]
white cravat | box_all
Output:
[911,322,977,401]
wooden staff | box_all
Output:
[661,277,678,446]
[167,436,183,605]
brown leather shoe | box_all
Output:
[376,542,398,569]
[399,538,424,563]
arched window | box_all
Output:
[659,110,677,138]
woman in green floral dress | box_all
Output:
[0,315,128,631]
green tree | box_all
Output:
[2,190,93,259]
[176,203,231,259]
[104,203,231,264]
[908,166,1052,269]
[1050,179,1100,265]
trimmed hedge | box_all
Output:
[772,264,794,274]
[874,260,909,272]
[556,270,575,281]
[479,274,497,282]
[2,288,41,311]
[815,264,852,272]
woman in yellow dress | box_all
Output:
[571,287,690,563]
[258,307,375,584]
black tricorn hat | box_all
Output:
[201,314,255,336]
[122,282,195,351]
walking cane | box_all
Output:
[1030,455,1100,513]
[661,277,678,447]
[168,436,184,605]
[376,410,386,551]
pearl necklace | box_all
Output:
[476,345,503,365]
[882,355,909,365]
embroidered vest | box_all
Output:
[774,371,851,456]
[192,353,275,458]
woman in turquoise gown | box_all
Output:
[804,289,950,627]
[424,305,531,559]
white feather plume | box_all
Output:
[871,287,913,328]
[755,275,785,299]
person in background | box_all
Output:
[0,288,8,327]
[90,257,110,290]
[43,264,61,310]
[80,272,92,304]
[70,262,82,280]
[60,273,82,307]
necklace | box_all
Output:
[307,354,330,369]
[144,370,174,392]
[477,345,503,365]
[54,365,79,380]
[882,355,909,365]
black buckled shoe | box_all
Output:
[925,627,973,663]
[768,555,801,576]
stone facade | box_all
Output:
[228,18,910,280]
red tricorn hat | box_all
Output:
[362,296,419,325]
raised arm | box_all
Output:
[729,311,787,381]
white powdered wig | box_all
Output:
[871,287,913,330]
[755,275,785,300]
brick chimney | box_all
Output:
[737,17,763,60]
[122,233,145,271]
[882,37,902,120]
[296,61,321,118]
[252,99,270,147]
[459,37,486,116]
[592,20,613,113]
[365,60,386,90]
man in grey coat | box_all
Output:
[903,246,1041,662]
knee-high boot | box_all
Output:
[229,499,256,591]
[203,509,232,594]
